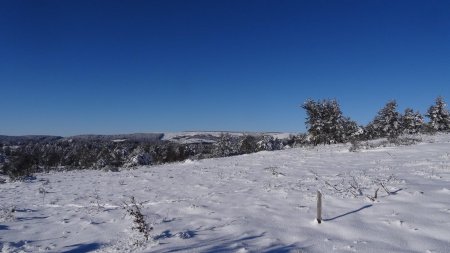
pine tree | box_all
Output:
[302,99,323,144]
[239,135,257,154]
[368,100,401,138]
[401,108,423,134]
[342,117,363,140]
[426,96,450,131]
[302,99,355,144]
[213,133,239,157]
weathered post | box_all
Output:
[317,190,322,224]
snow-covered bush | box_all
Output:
[284,133,309,147]
[125,147,153,167]
[123,196,153,246]
[256,135,283,151]
[0,205,15,222]
[127,153,152,167]
[1,152,36,181]
[349,139,362,152]
[213,133,240,157]
[151,143,191,164]
[311,170,401,200]
[349,136,421,152]
[388,136,422,146]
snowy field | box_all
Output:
[1,134,450,253]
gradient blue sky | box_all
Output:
[1,0,449,136]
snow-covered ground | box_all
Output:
[1,134,450,253]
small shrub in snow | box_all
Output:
[89,189,104,212]
[349,135,421,152]
[38,186,47,205]
[349,140,362,152]
[257,135,283,151]
[388,136,422,146]
[264,167,285,177]
[311,170,400,201]
[176,230,195,239]
[0,206,15,222]
[285,133,309,147]
[123,196,153,246]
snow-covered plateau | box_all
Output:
[1,134,450,253]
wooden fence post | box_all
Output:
[317,190,322,224]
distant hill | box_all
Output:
[0,135,63,144]
[0,132,294,145]
[66,133,164,142]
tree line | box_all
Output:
[302,96,450,145]
[0,134,286,180]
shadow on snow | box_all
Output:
[324,204,373,221]
[61,243,102,253]
[151,232,304,253]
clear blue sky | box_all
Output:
[1,0,449,136]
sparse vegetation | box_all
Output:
[123,196,153,246]
[0,205,16,222]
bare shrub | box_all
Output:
[311,170,400,201]
[349,140,362,152]
[123,196,153,246]
[388,136,422,146]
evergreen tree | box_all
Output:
[302,99,355,144]
[367,100,401,138]
[302,100,322,144]
[401,108,423,134]
[342,117,363,140]
[213,133,239,157]
[426,96,450,131]
[239,135,258,154]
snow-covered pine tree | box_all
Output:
[322,99,346,143]
[426,96,450,131]
[239,135,258,154]
[401,108,423,134]
[302,99,323,144]
[256,135,283,151]
[302,99,355,144]
[342,117,363,141]
[368,100,401,138]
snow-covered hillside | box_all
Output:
[1,134,450,253]
[162,131,292,144]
